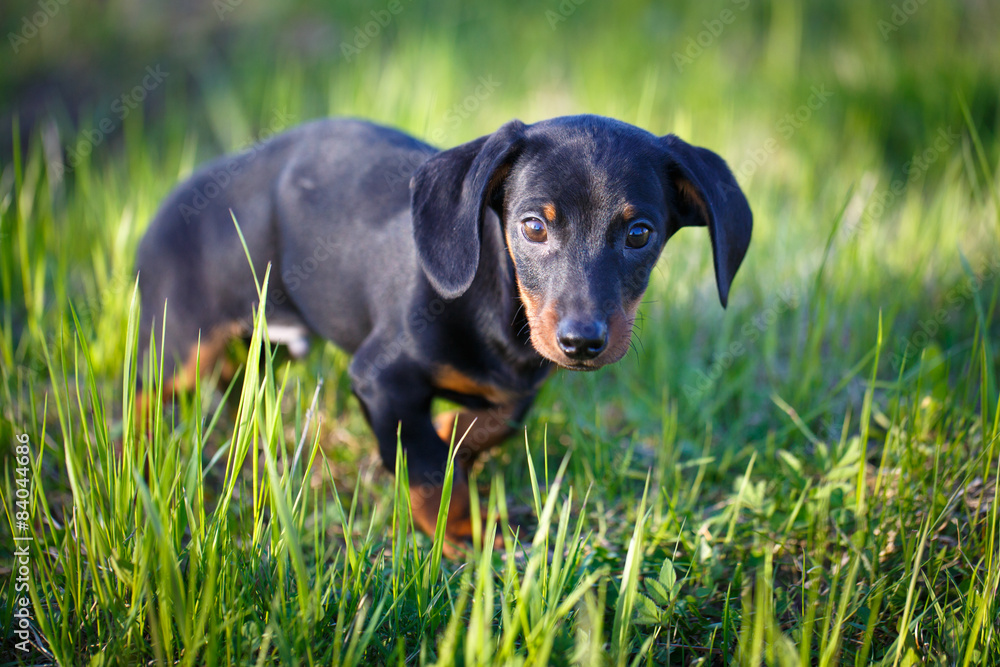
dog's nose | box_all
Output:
[556,319,608,360]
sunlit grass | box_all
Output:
[2,0,999,664]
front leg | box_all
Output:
[348,343,496,549]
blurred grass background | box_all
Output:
[1,0,999,664]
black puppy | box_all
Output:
[136,115,751,546]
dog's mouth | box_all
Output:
[523,305,635,370]
[513,276,641,370]
[535,341,630,370]
[557,358,611,371]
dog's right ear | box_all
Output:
[661,134,752,308]
[411,120,525,300]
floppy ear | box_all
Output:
[662,134,752,307]
[411,120,525,299]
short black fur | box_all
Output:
[136,114,752,546]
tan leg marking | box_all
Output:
[409,476,504,558]
[433,404,520,466]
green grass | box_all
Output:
[1,0,999,664]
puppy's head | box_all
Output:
[411,115,752,370]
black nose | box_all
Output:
[556,319,608,360]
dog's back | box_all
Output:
[136,119,435,380]
[135,114,751,550]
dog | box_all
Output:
[136,115,752,548]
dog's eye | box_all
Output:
[521,217,548,243]
[625,222,652,249]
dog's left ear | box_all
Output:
[662,135,752,307]
[411,120,525,299]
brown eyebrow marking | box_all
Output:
[621,203,637,220]
[541,203,557,222]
